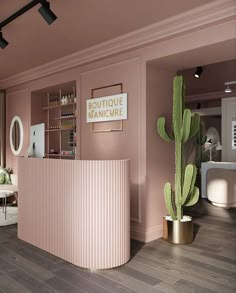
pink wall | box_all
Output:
[80,58,141,222]
[6,89,30,174]
[146,65,175,238]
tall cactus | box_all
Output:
[157,76,200,220]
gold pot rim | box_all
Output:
[163,215,192,222]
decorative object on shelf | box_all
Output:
[59,113,75,118]
[157,75,200,244]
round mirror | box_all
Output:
[10,116,24,156]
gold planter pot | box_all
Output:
[163,216,193,244]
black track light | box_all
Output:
[0,31,9,49]
[0,1,58,49]
[194,66,203,79]
[38,1,57,25]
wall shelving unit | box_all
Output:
[31,81,77,160]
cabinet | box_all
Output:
[31,81,77,159]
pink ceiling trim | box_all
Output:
[0,0,235,89]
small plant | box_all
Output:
[157,76,200,220]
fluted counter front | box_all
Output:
[18,158,130,269]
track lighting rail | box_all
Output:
[0,0,42,29]
[0,0,57,49]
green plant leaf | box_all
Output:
[181,164,194,205]
[189,113,200,138]
[189,165,197,194]
[181,109,191,143]
[164,182,177,220]
[157,117,173,142]
[173,76,184,141]
[185,187,199,206]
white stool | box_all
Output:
[0,190,14,220]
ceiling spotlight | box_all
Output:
[194,66,203,78]
[224,85,232,93]
[38,1,57,25]
[224,81,236,93]
[0,31,9,49]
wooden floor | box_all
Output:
[0,199,235,293]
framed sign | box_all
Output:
[89,83,127,133]
[87,93,127,123]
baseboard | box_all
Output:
[131,224,163,243]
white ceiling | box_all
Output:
[0,0,214,80]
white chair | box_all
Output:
[0,174,18,219]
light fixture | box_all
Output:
[224,81,236,93]
[225,85,232,93]
[0,31,8,49]
[0,0,57,49]
[38,1,57,25]
[194,66,203,78]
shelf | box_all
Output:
[38,82,77,160]
[45,153,75,157]
[61,128,76,131]
[54,116,76,120]
[42,102,76,110]
[45,128,76,132]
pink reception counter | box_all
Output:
[18,157,130,269]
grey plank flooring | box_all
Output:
[0,199,235,293]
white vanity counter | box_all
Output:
[201,162,236,207]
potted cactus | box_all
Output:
[157,75,200,244]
